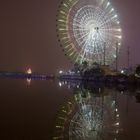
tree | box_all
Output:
[136,65,140,76]
[73,62,80,73]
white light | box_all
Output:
[115,122,120,126]
[63,3,68,8]
[59,70,63,74]
[117,28,122,32]
[59,28,65,31]
[58,19,65,22]
[59,82,62,87]
[112,101,115,105]
[117,21,120,24]
[60,11,65,15]
[119,36,122,39]
[115,108,118,112]
[114,14,118,18]
[121,70,124,74]
[116,114,119,117]
[118,43,121,46]
[113,55,117,58]
[116,35,122,39]
[111,8,114,12]
[107,2,110,7]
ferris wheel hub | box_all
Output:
[94,27,99,31]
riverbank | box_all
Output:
[58,73,140,85]
[0,72,54,80]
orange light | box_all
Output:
[27,68,32,74]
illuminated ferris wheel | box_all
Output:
[56,0,122,65]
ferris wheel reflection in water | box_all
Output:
[53,82,121,140]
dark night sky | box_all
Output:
[0,0,140,74]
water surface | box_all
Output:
[0,79,140,140]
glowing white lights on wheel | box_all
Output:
[56,0,122,65]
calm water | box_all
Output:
[0,79,140,140]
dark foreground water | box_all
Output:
[0,79,140,140]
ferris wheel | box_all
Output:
[56,0,122,65]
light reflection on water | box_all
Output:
[0,79,140,140]
[53,81,140,140]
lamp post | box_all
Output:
[127,46,130,70]
[103,42,106,66]
[115,42,119,72]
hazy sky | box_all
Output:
[0,0,140,74]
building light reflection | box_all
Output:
[26,78,31,85]
[59,82,62,87]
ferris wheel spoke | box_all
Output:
[99,15,116,27]
[79,42,87,58]
[86,8,93,19]
[78,37,89,47]
[101,28,122,35]
[74,32,89,44]
[97,17,107,27]
[104,31,117,39]
[72,18,83,25]
[79,39,90,62]
[73,23,87,29]
[94,10,102,21]
[99,28,113,31]
[73,35,88,44]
